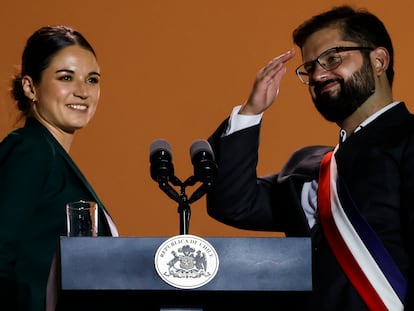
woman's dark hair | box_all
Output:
[292,5,394,86]
[11,25,96,118]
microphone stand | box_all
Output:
[177,187,190,235]
[159,175,209,235]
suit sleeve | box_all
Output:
[400,134,414,308]
[0,132,55,278]
[206,120,279,231]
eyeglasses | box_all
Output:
[295,46,374,84]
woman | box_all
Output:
[0,25,118,310]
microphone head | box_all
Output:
[150,139,172,157]
[189,139,217,184]
[149,139,174,183]
[190,139,215,162]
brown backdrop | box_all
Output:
[1,0,413,237]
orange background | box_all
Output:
[0,0,413,238]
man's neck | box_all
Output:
[337,91,394,135]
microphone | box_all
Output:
[189,139,217,187]
[149,139,175,184]
[149,139,181,202]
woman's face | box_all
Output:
[30,45,101,134]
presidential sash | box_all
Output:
[317,148,406,311]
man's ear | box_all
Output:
[22,75,36,101]
[371,47,389,75]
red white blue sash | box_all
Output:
[318,147,407,311]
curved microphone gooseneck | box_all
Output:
[149,139,217,234]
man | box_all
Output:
[206,5,413,311]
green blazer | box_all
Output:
[0,117,115,310]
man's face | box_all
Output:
[301,28,375,122]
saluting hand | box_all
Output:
[240,49,296,115]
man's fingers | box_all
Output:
[259,49,296,79]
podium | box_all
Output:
[47,236,312,310]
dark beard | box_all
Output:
[311,58,375,122]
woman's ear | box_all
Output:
[22,75,36,101]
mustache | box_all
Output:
[311,78,343,92]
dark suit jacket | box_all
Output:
[207,102,414,311]
[0,118,115,311]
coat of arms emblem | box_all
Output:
[154,235,219,289]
